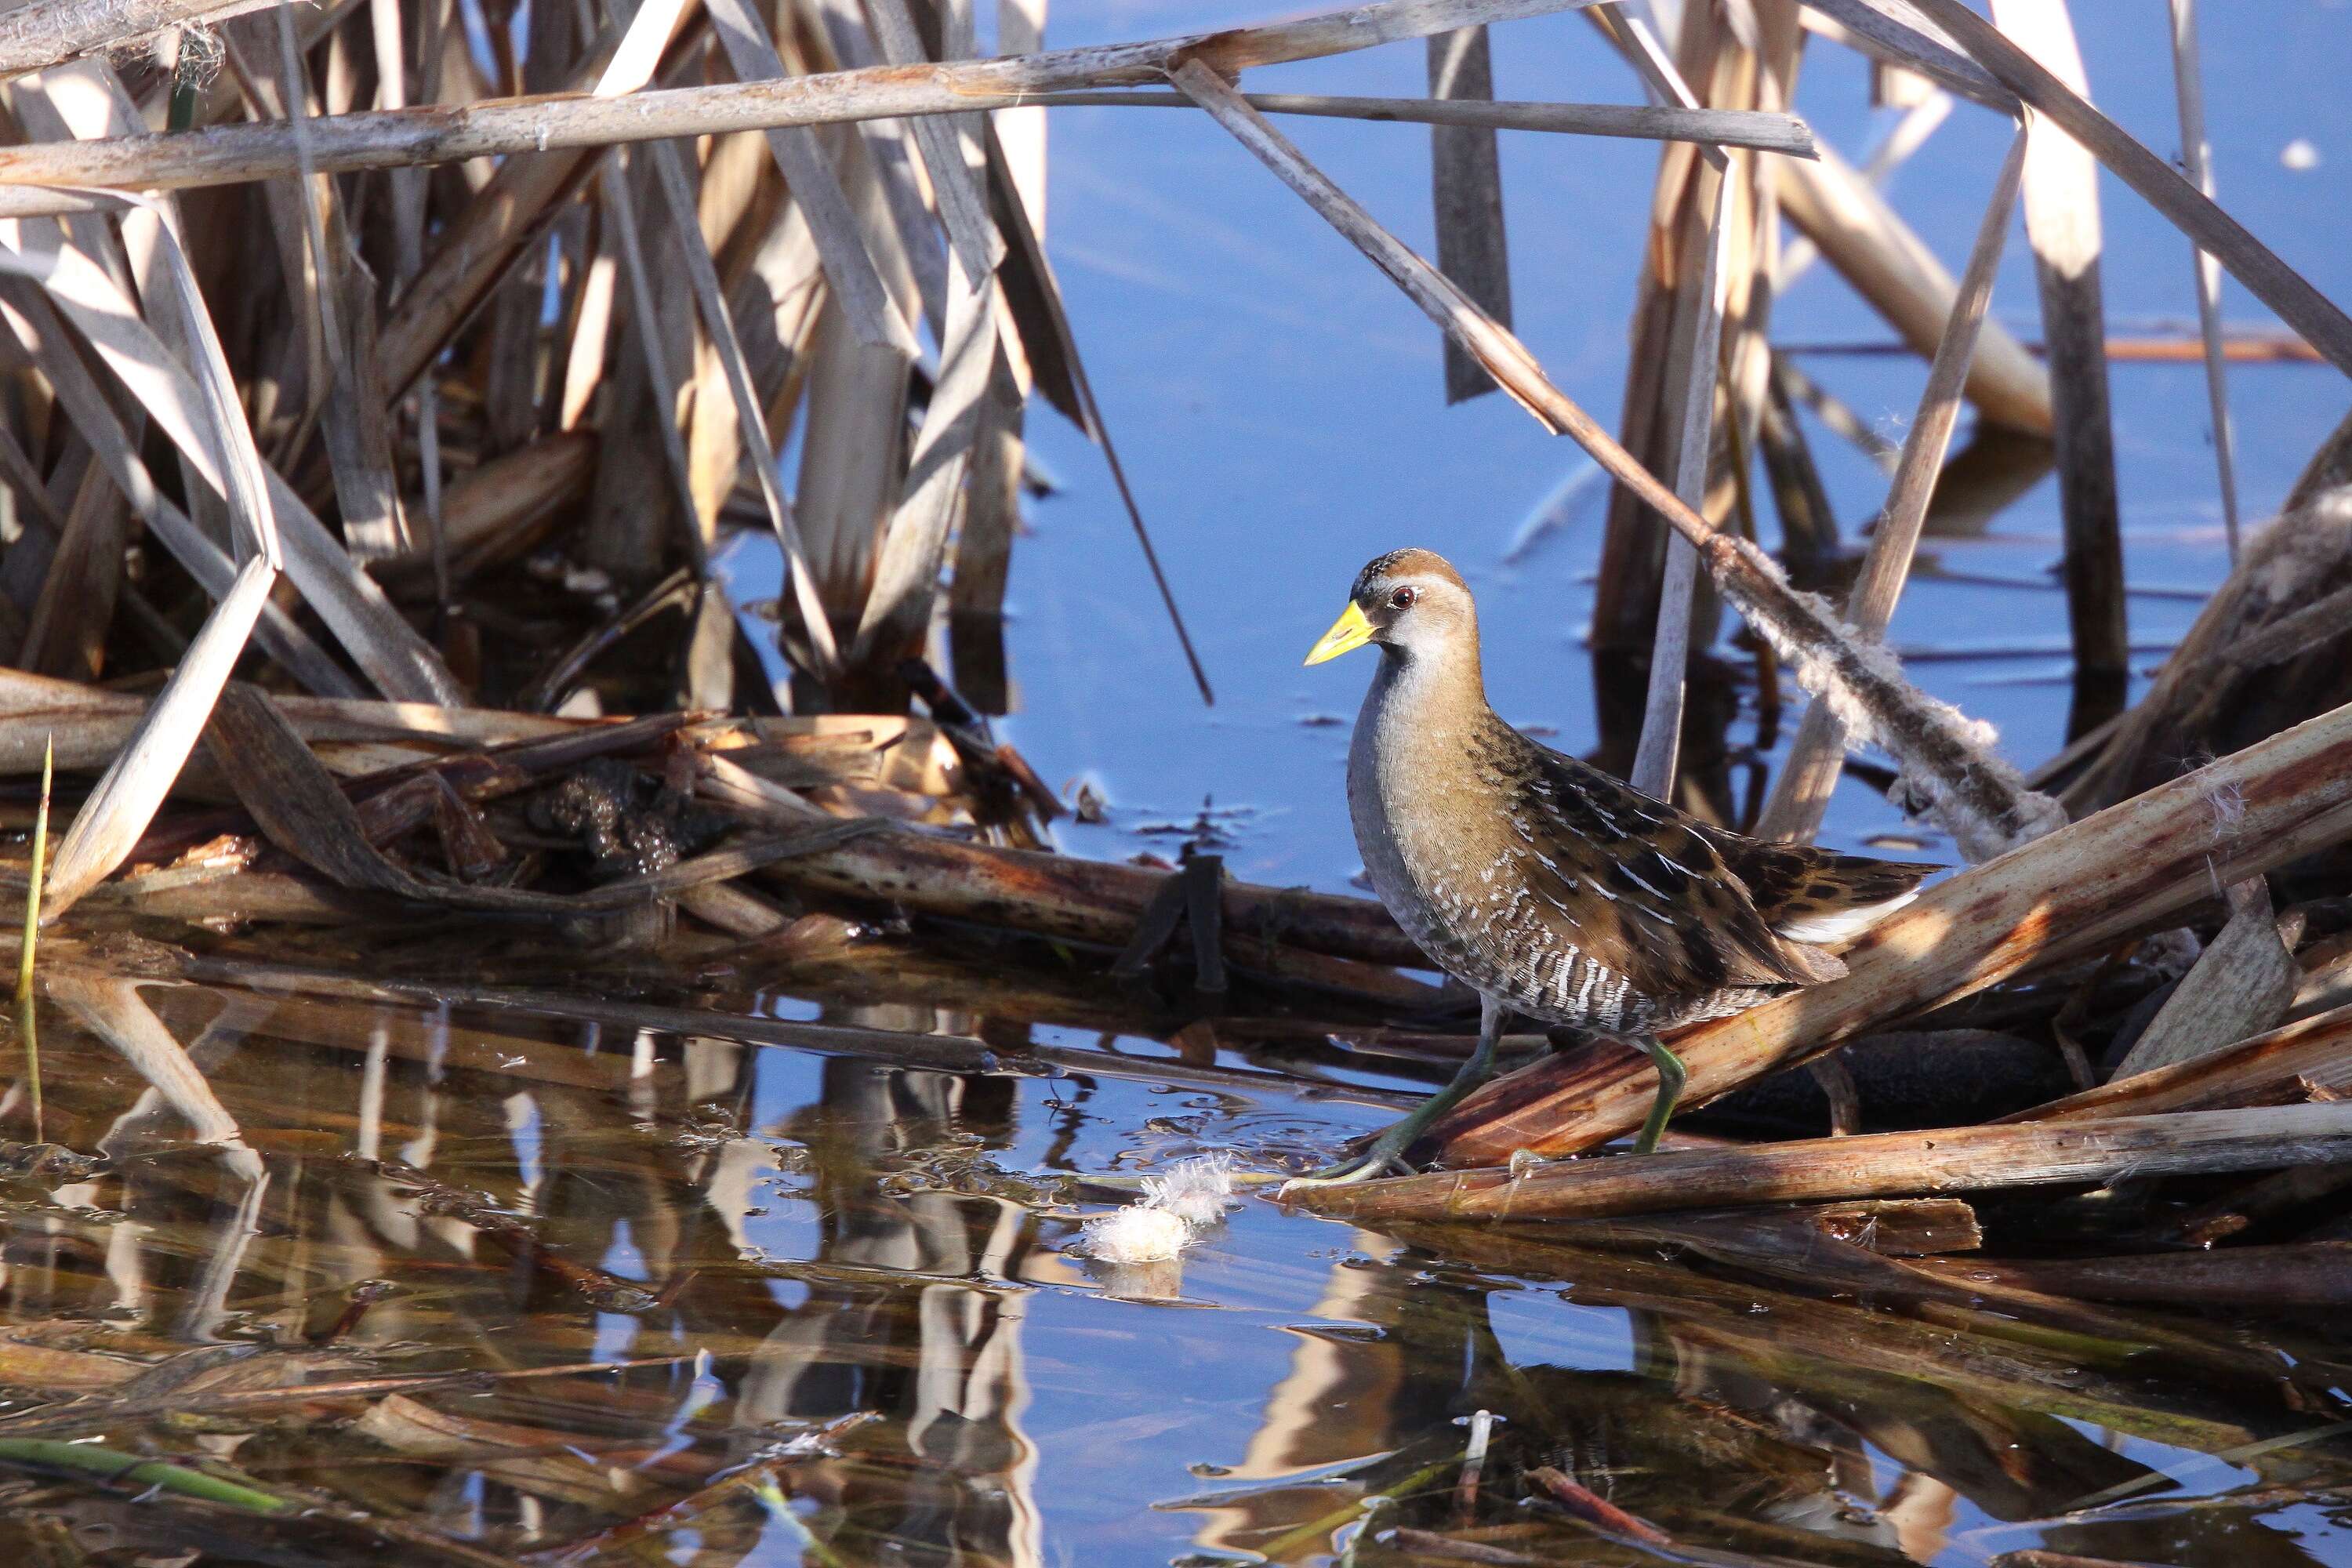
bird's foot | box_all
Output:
[1279,1142,1417,1192]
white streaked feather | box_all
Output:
[1774,889,1920,946]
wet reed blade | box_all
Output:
[1755,125,2027,844]
[1413,700,2352,1164]
[0,1436,287,1512]
[1427,24,1514,405]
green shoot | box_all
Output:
[15,735,49,1138]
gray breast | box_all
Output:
[1348,662,1653,1033]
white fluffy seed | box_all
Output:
[1082,1205,1191,1265]
[1142,1152,1238,1229]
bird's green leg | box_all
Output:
[1631,1035,1686,1155]
[1288,996,1504,1189]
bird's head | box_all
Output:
[1304,548,1475,666]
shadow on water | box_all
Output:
[2,947,2350,1566]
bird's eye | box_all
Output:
[1389,586,1418,609]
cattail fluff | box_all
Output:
[1080,1152,1240,1264]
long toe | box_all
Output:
[1281,1146,1414,1192]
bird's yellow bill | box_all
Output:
[1304,601,1374,665]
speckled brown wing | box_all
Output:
[1696,828,1939,934]
[1466,718,1844,1003]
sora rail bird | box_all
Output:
[1297,548,1935,1184]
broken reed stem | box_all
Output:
[1755,125,2027,844]
[1174,56,2058,858]
[1292,1103,2352,1223]
[2165,0,2241,561]
[13,736,49,1136]
[1396,698,2352,1167]
[1628,167,1732,800]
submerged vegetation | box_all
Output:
[0,0,2342,1560]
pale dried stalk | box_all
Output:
[593,154,706,570]
[1991,0,2125,727]
[642,137,842,679]
[702,0,919,358]
[0,230,456,701]
[42,557,275,915]
[852,269,997,665]
[1174,57,2054,858]
[0,286,354,695]
[2165,0,2240,561]
[1773,138,2050,436]
[0,668,593,771]
[1907,0,2352,379]
[1793,0,2013,111]
[1390,697,2352,1169]
[2111,877,2295,1080]
[375,0,682,401]
[1297,1104,2352,1224]
[1586,2,1726,170]
[864,0,1000,289]
[0,0,1619,213]
[1628,165,1730,800]
[2010,1000,2352,1125]
[1755,125,2027,846]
